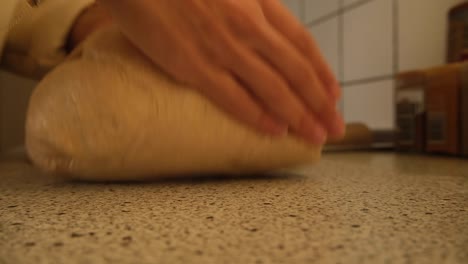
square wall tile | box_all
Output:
[304,0,340,24]
[343,0,393,81]
[398,0,464,71]
[309,18,340,79]
[282,0,303,20]
[343,79,395,129]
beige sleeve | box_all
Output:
[1,0,95,79]
[0,0,18,58]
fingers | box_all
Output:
[196,67,290,138]
[224,49,328,144]
[259,0,342,101]
[100,0,343,143]
[68,3,112,51]
[225,5,344,138]
[190,11,328,144]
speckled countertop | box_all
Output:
[0,152,467,264]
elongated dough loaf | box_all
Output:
[25,27,321,181]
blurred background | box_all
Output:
[282,0,462,130]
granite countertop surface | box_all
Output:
[0,152,467,264]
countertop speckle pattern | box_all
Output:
[0,152,467,264]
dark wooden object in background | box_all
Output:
[460,63,468,157]
[395,71,426,152]
[448,2,468,63]
[425,64,461,155]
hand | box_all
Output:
[67,3,111,51]
[99,0,345,144]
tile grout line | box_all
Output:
[307,10,341,27]
[392,0,399,75]
[341,74,395,87]
[341,0,376,13]
[306,0,376,27]
[338,0,345,114]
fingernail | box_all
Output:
[311,125,328,145]
[329,114,345,138]
[299,120,328,145]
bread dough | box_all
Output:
[25,26,322,181]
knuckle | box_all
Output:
[197,16,218,34]
[291,68,312,88]
[292,27,314,50]
[229,13,252,32]
[223,0,246,13]
[224,4,260,33]
[265,87,305,125]
[260,78,288,103]
[293,26,310,42]
[265,90,285,105]
[290,108,308,129]
[208,32,240,64]
[313,97,333,116]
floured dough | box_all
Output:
[25,26,322,181]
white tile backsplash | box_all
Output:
[343,0,393,81]
[343,80,395,130]
[304,0,340,24]
[309,18,340,79]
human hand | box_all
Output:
[99,0,344,144]
[67,2,111,51]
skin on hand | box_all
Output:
[67,3,111,52]
[98,0,345,145]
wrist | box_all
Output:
[67,3,111,51]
